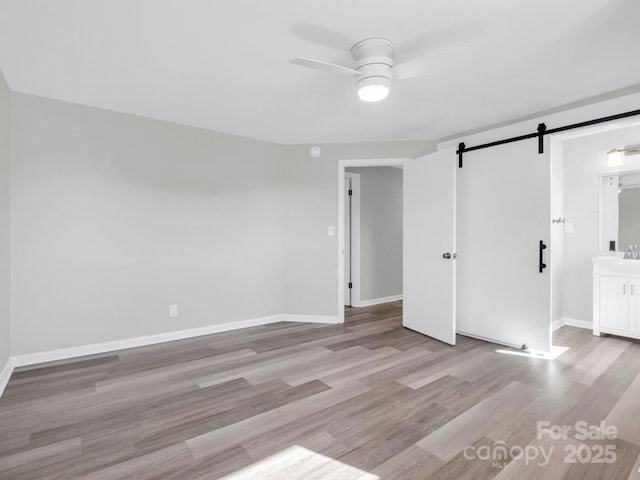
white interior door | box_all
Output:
[344,178,351,306]
[403,148,457,345]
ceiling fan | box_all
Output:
[290,37,472,102]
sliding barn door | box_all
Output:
[456,139,551,352]
[403,148,457,345]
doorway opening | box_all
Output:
[338,149,458,346]
[344,167,404,310]
[337,158,408,323]
[548,116,640,344]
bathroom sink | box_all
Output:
[592,256,640,275]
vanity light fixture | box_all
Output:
[607,144,640,167]
[607,148,624,167]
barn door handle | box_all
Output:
[539,241,547,273]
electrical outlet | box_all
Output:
[169,304,178,317]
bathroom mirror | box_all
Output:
[600,170,640,252]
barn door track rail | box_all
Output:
[457,108,640,168]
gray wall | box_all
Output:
[8,91,436,355]
[0,71,10,368]
[563,124,640,323]
[283,142,436,316]
[10,93,286,355]
[345,167,402,301]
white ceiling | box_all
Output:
[1,0,639,145]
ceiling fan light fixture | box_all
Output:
[291,34,473,107]
[357,77,390,102]
[607,148,624,167]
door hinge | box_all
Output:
[348,282,353,289]
[348,189,353,196]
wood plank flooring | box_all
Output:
[1,301,640,479]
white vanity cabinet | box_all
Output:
[593,256,640,339]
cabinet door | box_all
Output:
[629,279,640,333]
[600,277,629,331]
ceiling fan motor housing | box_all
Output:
[351,38,394,90]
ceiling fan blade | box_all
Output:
[290,57,362,76]
[397,23,484,56]
[394,46,472,80]
[290,22,356,52]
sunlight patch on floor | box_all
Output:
[221,445,379,479]
[495,345,570,360]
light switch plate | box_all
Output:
[328,226,336,236]
[169,304,178,317]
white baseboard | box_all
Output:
[354,294,403,308]
[282,314,339,324]
[552,317,593,331]
[11,314,287,368]
[9,313,341,371]
[0,312,340,398]
[0,356,14,398]
[563,318,593,329]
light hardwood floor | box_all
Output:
[1,301,640,479]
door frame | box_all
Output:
[337,158,409,323]
[344,172,361,307]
